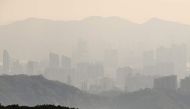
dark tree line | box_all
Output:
[0,104,77,109]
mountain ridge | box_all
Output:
[2,16,189,26]
[0,74,190,109]
[0,16,190,65]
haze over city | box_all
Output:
[1,0,190,109]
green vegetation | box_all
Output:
[0,104,77,109]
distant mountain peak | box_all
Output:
[83,16,124,20]
[83,16,135,25]
[24,17,53,22]
[144,17,186,26]
[83,16,104,20]
[11,17,55,25]
[144,18,169,24]
[148,17,163,22]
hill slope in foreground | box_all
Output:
[0,104,75,109]
[0,75,105,109]
[0,75,190,109]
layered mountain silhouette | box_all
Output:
[0,16,190,60]
[0,75,106,109]
[0,75,190,109]
[110,89,190,109]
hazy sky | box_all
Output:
[0,0,190,24]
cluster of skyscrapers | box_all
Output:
[153,75,190,95]
[0,43,189,94]
[143,44,187,76]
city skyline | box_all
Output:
[1,1,190,109]
[0,42,188,92]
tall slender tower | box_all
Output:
[72,39,89,64]
[49,52,59,68]
[3,50,10,72]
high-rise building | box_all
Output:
[142,50,156,74]
[81,81,88,91]
[143,44,187,75]
[11,60,23,74]
[153,75,177,91]
[171,44,187,74]
[26,61,39,74]
[155,44,187,75]
[49,52,59,68]
[124,73,154,92]
[3,50,10,72]
[179,76,190,93]
[61,55,71,69]
[76,62,104,85]
[67,75,72,85]
[116,66,133,89]
[99,77,115,91]
[104,48,118,77]
[72,39,89,64]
